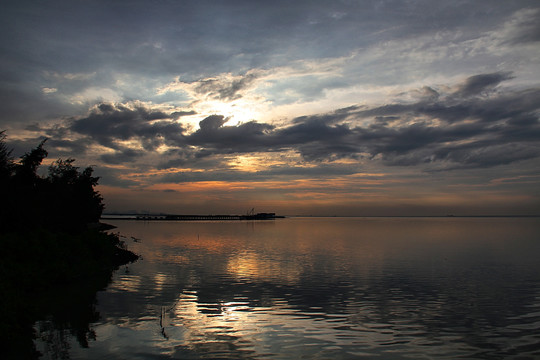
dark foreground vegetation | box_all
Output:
[0,131,138,359]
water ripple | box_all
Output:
[37,217,540,359]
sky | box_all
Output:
[1,0,539,216]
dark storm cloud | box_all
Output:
[352,73,539,125]
[187,115,275,152]
[198,115,228,131]
[44,138,93,159]
[432,143,539,169]
[455,72,513,98]
[70,103,186,151]
[352,83,540,168]
[171,110,197,118]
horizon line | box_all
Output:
[101,213,540,218]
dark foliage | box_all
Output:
[0,134,104,232]
[0,132,138,359]
[0,131,13,181]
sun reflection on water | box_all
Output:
[226,250,302,284]
[108,274,142,293]
[168,290,267,357]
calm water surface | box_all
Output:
[36,217,540,359]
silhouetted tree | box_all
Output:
[0,131,15,234]
[0,132,137,359]
[14,138,47,183]
[0,131,13,181]
[0,133,104,232]
[47,158,104,229]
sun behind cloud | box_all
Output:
[195,98,264,127]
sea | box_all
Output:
[35,217,540,359]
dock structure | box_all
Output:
[135,213,281,221]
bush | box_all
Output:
[0,132,104,232]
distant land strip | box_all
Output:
[101,214,539,220]
[102,212,284,221]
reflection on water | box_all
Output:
[36,217,540,359]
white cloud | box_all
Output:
[41,87,57,94]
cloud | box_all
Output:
[498,8,540,45]
[171,110,197,118]
[198,115,228,131]
[192,73,259,101]
[70,102,186,151]
[268,74,540,168]
[186,115,275,153]
[156,149,234,170]
[173,72,538,170]
[157,163,360,184]
[159,72,261,102]
[40,73,540,173]
[454,72,513,98]
[433,143,539,170]
[100,148,146,165]
[41,87,57,94]
[68,87,122,104]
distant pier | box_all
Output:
[132,212,283,221]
